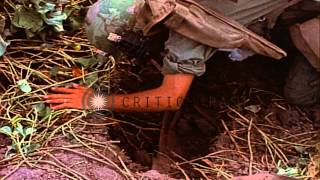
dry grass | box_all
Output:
[0,1,138,179]
[172,89,320,179]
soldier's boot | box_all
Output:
[284,55,320,106]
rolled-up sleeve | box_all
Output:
[162,31,216,76]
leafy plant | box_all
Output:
[0,1,116,176]
[277,167,300,177]
[0,123,38,157]
[1,0,85,56]
[0,34,9,56]
[0,14,9,56]
[17,79,32,93]
[32,103,52,118]
[0,101,55,158]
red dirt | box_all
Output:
[0,116,143,179]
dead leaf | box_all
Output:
[72,67,83,77]
[75,56,99,67]
[12,5,44,32]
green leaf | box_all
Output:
[277,167,300,177]
[41,107,52,118]
[0,14,8,53]
[64,5,83,31]
[277,168,286,175]
[24,127,36,136]
[23,143,40,154]
[0,35,9,57]
[63,5,81,17]
[42,11,68,32]
[286,167,299,177]
[32,1,55,14]
[15,123,25,137]
[294,146,307,155]
[298,158,309,166]
[12,5,44,32]
[17,79,32,93]
[0,126,12,136]
[68,16,83,32]
[97,54,108,65]
[32,103,46,112]
[32,103,51,117]
[31,1,68,32]
[75,56,99,67]
[84,73,98,86]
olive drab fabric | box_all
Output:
[196,0,302,29]
[85,0,138,52]
[134,0,288,59]
[290,17,320,72]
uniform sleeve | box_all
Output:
[162,31,216,77]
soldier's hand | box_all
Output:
[44,84,93,110]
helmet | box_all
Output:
[85,0,137,53]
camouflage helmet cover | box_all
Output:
[85,0,138,53]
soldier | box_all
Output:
[44,0,319,176]
[45,0,298,111]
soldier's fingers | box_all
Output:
[46,99,70,104]
[51,103,74,110]
[51,87,76,93]
[44,94,71,99]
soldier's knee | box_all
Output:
[284,56,320,106]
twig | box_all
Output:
[44,151,90,180]
[248,118,253,175]
[220,119,242,153]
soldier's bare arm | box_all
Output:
[45,74,194,112]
